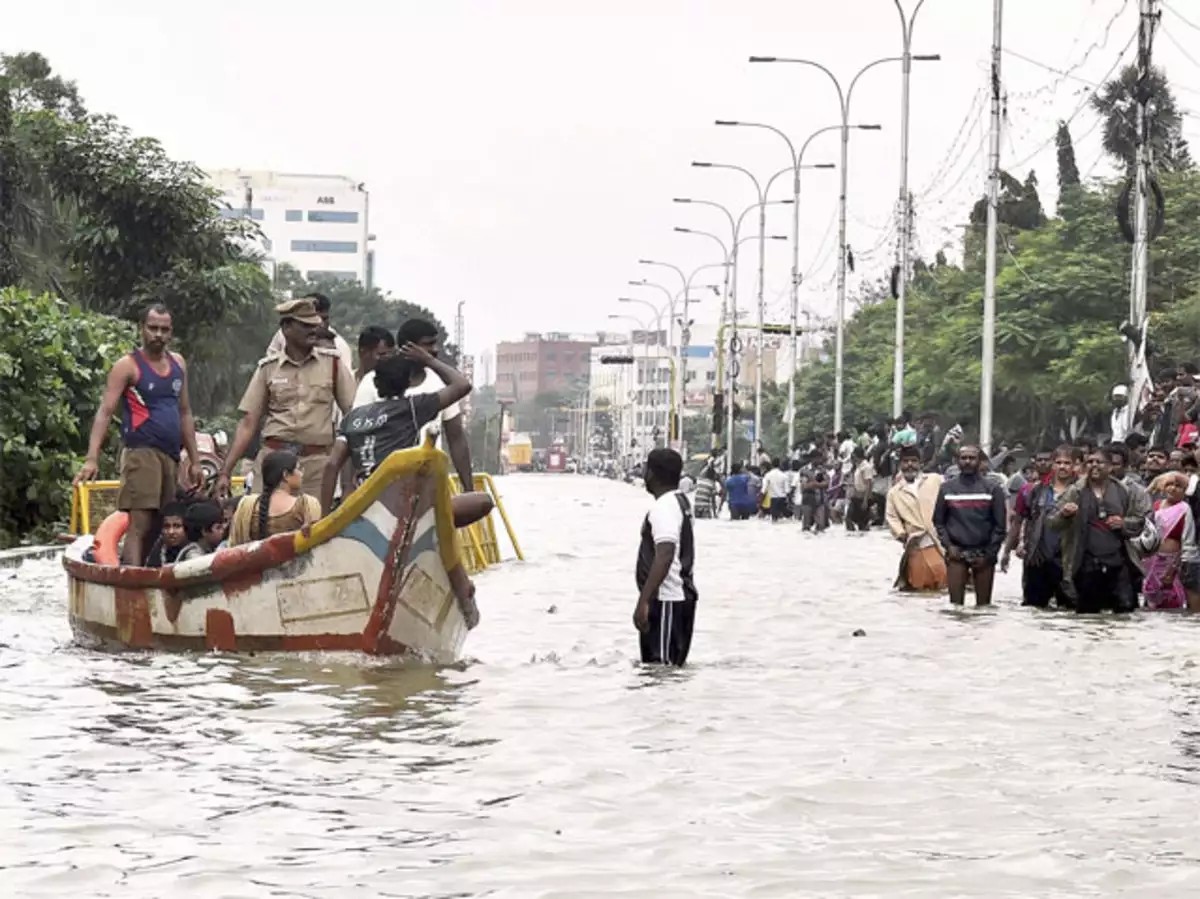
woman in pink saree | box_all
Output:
[1144,472,1197,610]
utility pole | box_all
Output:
[1127,0,1158,430]
[980,0,1003,454]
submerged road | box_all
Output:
[3,474,1200,897]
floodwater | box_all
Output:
[4,476,1200,898]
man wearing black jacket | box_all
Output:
[933,444,1008,606]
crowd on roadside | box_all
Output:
[690,365,1200,614]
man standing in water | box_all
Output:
[633,448,698,666]
[1049,449,1144,614]
[75,304,201,565]
[885,445,946,591]
[933,445,1007,606]
[1002,446,1075,608]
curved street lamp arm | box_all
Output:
[847,56,904,108]
[693,161,764,203]
[674,227,730,259]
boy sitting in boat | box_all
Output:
[175,501,226,562]
[319,344,493,528]
[145,502,189,567]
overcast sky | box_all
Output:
[8,1,1200,376]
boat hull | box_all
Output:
[64,445,474,661]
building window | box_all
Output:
[285,209,303,222]
[307,210,360,224]
[219,207,264,221]
[290,240,358,254]
[305,270,358,282]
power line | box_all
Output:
[1163,2,1200,32]
[1007,0,1131,101]
[1006,27,1138,171]
[1161,26,1200,71]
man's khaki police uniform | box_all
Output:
[239,298,356,497]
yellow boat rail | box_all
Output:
[67,472,523,576]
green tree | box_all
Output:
[0,289,132,547]
[1056,120,1081,210]
[1090,64,1192,173]
[277,264,455,363]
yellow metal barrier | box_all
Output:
[70,472,523,576]
[449,472,525,574]
[69,479,247,536]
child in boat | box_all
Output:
[227,451,321,546]
[145,502,188,567]
[319,344,493,528]
[176,501,226,563]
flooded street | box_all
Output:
[5,474,1200,897]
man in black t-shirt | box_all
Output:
[319,346,493,529]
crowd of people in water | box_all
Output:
[689,376,1200,614]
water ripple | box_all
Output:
[5,475,1200,896]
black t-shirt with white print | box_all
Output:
[340,394,442,479]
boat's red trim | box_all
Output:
[114,588,153,648]
[69,616,410,655]
[62,532,299,590]
[205,609,237,652]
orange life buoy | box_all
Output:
[94,511,129,566]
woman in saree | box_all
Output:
[1144,472,1199,610]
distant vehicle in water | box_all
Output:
[547,443,567,473]
[506,433,534,472]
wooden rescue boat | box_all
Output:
[64,440,477,661]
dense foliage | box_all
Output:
[752,68,1200,454]
[0,53,449,545]
[0,289,132,545]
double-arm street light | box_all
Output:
[717,119,851,449]
[751,52,936,431]
[674,195,793,458]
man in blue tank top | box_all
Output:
[75,304,201,565]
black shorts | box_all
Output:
[769,497,788,520]
[639,598,696,666]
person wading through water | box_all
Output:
[75,304,202,565]
[1002,446,1075,609]
[933,444,1007,606]
[1049,448,1146,614]
[633,448,698,666]
[885,445,946,591]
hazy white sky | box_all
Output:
[7,1,1200,369]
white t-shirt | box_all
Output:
[353,369,461,446]
[763,467,790,499]
[647,491,686,603]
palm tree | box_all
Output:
[1090,64,1192,173]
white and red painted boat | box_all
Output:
[64,443,477,660]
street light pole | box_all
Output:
[751,53,934,431]
[892,1,937,418]
[636,259,687,445]
[717,121,843,449]
[691,161,770,452]
[618,296,668,446]
[678,262,730,459]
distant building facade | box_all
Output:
[495,332,607,404]
[206,169,372,285]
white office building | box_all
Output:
[207,169,372,285]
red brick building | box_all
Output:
[495,332,602,403]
